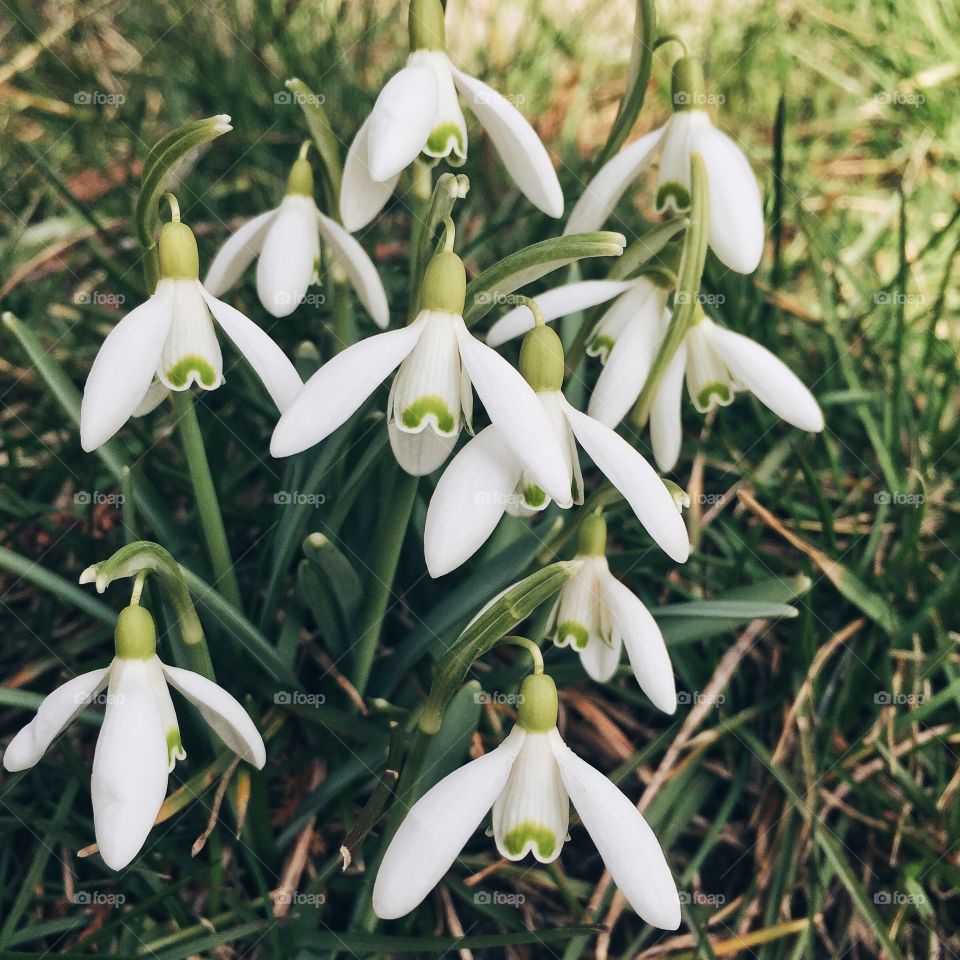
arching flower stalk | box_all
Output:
[340,0,563,230]
[373,671,680,928]
[205,144,389,325]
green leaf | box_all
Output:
[285,78,342,215]
[463,232,627,327]
[419,681,483,792]
[297,927,601,953]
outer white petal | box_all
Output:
[158,280,223,391]
[3,667,109,771]
[373,727,526,919]
[564,126,665,234]
[367,64,439,182]
[255,195,320,318]
[452,67,563,218]
[424,426,521,577]
[161,664,265,768]
[200,289,303,413]
[486,281,634,347]
[316,210,390,328]
[271,323,424,457]
[455,320,571,506]
[389,421,457,476]
[562,402,690,563]
[599,573,676,713]
[80,289,175,451]
[655,112,701,212]
[578,633,623,683]
[588,287,666,427]
[691,123,764,274]
[340,115,402,231]
[203,209,277,296]
[649,336,687,473]
[132,380,170,418]
[92,658,171,870]
[551,731,681,930]
[706,325,824,432]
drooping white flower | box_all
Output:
[339,0,563,230]
[2,605,265,871]
[80,218,302,452]
[545,514,676,712]
[565,57,763,274]
[373,672,680,928]
[271,250,572,494]
[204,151,389,325]
[424,325,689,577]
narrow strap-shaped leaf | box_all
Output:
[285,78,342,216]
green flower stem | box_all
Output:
[353,468,419,695]
[172,391,243,612]
[497,635,544,674]
[630,151,710,428]
[331,270,354,352]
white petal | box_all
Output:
[3,667,109,771]
[562,402,690,563]
[413,51,468,163]
[367,63,439,182]
[373,727,526,919]
[452,68,563,218]
[691,123,764,274]
[455,320,572,506]
[200,288,303,413]
[649,335,687,473]
[655,112,702,212]
[424,426,520,577]
[255,195,320,318]
[486,281,634,347]
[158,280,223,392]
[551,557,606,651]
[389,421,458,475]
[551,731,681,929]
[203,209,276,297]
[684,319,734,413]
[316,210,390,328]
[80,287,175,451]
[132,380,170,418]
[161,663,265,768]
[340,115,402,231]
[600,573,676,713]
[564,126,665,234]
[706,325,824,432]
[271,323,424,457]
[579,633,623,683]
[92,658,172,870]
[587,286,666,427]
[492,731,569,863]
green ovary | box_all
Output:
[556,621,589,650]
[503,821,557,859]
[165,354,218,389]
[696,381,733,411]
[426,123,465,160]
[657,182,690,211]
[400,396,456,434]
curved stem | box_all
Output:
[653,33,689,57]
[162,192,181,223]
[498,635,544,674]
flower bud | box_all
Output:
[517,673,558,732]
[519,325,564,392]
[576,514,607,557]
[420,250,466,314]
[408,0,446,52]
[114,605,158,660]
[671,57,706,113]
[158,220,200,280]
[286,156,314,197]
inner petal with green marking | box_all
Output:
[502,820,557,860]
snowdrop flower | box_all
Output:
[373,671,680,928]
[2,605,265,870]
[593,309,825,472]
[272,249,571,495]
[339,0,563,230]
[548,514,676,712]
[566,58,763,274]
[80,211,302,452]
[205,147,389,325]
[424,323,690,576]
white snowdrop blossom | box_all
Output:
[204,153,389,325]
[424,325,690,577]
[565,58,764,274]
[79,218,302,452]
[339,0,562,230]
[547,514,676,712]
[2,606,265,871]
[373,673,680,928]
[272,250,572,492]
